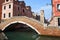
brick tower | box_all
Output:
[49,0,60,27]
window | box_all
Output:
[57,4,60,11]
[18,7,19,10]
[9,13,11,17]
[9,5,11,8]
[4,6,6,10]
[23,9,25,12]
[6,0,9,2]
[4,13,5,18]
[58,18,60,26]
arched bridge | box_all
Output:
[0,16,43,34]
[0,16,60,36]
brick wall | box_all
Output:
[13,1,32,17]
[0,0,32,20]
[0,0,4,22]
[25,6,32,17]
[52,0,60,16]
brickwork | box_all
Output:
[49,0,60,27]
[13,1,32,17]
[1,0,32,20]
[0,0,5,20]
[52,0,60,16]
[0,16,60,36]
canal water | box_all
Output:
[0,27,60,40]
[4,31,60,40]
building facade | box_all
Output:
[0,0,5,21]
[49,0,60,27]
[2,0,32,20]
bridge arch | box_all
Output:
[2,21,41,34]
[0,16,44,35]
[1,16,60,36]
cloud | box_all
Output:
[40,5,52,10]
[40,5,52,21]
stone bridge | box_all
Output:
[0,16,60,36]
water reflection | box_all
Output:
[0,32,8,40]
[0,32,60,40]
[32,34,60,40]
[0,26,60,40]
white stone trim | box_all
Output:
[2,21,40,34]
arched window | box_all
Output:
[4,13,5,18]
[4,6,6,10]
[9,13,11,17]
[18,7,19,10]
[23,9,25,12]
[9,5,11,8]
[57,4,60,11]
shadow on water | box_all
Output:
[3,27,38,40]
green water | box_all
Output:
[2,23,60,40]
[0,27,60,40]
[4,31,60,40]
[5,31,36,40]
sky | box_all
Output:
[19,0,52,21]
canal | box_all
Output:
[0,28,60,40]
[0,23,60,40]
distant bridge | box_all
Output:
[0,16,60,36]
